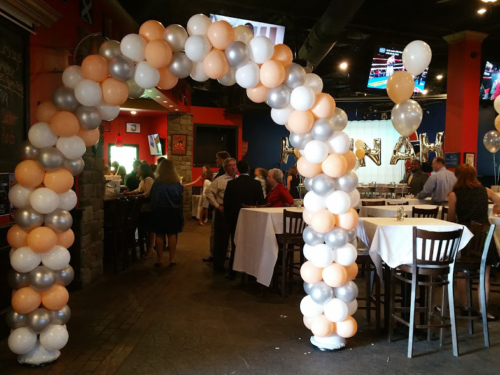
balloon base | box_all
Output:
[310,335,346,351]
[18,343,60,366]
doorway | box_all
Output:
[108,144,139,174]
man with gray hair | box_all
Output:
[265,168,294,207]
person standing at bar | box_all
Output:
[415,157,456,204]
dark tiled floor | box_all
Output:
[2,220,500,374]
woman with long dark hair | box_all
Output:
[287,165,300,199]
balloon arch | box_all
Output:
[6,14,431,363]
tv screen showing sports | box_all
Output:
[481,61,500,100]
[210,14,285,45]
[148,134,162,156]
[367,46,428,93]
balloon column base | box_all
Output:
[18,343,60,366]
[310,335,346,351]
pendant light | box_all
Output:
[116,123,123,147]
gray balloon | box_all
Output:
[284,63,306,89]
[44,209,73,233]
[76,106,102,130]
[168,52,193,79]
[8,269,29,289]
[302,226,325,246]
[310,281,334,305]
[99,40,121,60]
[164,24,188,52]
[325,227,348,249]
[331,107,348,131]
[54,265,74,287]
[267,85,291,109]
[109,55,135,81]
[20,140,39,161]
[28,266,56,292]
[37,147,64,172]
[50,305,71,325]
[311,173,336,197]
[6,308,27,329]
[391,99,423,137]
[347,228,357,243]
[304,177,313,192]
[51,86,79,112]
[26,308,52,333]
[289,132,313,150]
[336,171,358,193]
[303,282,314,295]
[126,79,145,99]
[483,131,500,153]
[225,41,249,68]
[334,281,358,303]
[64,157,85,176]
[311,119,335,142]
[14,207,44,231]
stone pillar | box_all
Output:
[167,113,193,220]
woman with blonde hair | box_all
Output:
[287,165,300,199]
[115,165,127,184]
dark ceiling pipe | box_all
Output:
[298,0,366,70]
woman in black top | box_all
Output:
[287,165,300,199]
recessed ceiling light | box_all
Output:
[131,111,137,115]
[478,8,487,14]
[482,0,496,3]
[163,101,167,103]
[175,109,179,111]
[436,74,443,80]
[169,105,173,107]
[340,62,348,70]
[422,90,428,95]
[156,96,160,98]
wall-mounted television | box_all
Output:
[148,134,163,156]
[481,61,500,100]
[367,46,428,93]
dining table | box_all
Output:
[359,204,494,219]
[355,198,432,209]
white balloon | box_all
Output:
[304,191,326,212]
[97,103,120,121]
[134,61,160,89]
[40,324,69,351]
[74,79,102,107]
[402,40,432,76]
[304,140,329,164]
[41,246,71,270]
[62,65,83,89]
[28,122,57,149]
[306,244,335,268]
[333,243,357,266]
[328,132,350,154]
[184,35,211,62]
[348,189,360,208]
[323,298,349,323]
[326,190,351,215]
[304,73,323,94]
[8,328,37,355]
[218,67,237,86]
[187,14,212,36]
[300,295,324,318]
[10,247,41,273]
[190,62,209,82]
[495,96,500,114]
[56,136,86,160]
[235,62,260,88]
[30,187,59,214]
[248,36,274,64]
[290,86,316,111]
[9,185,34,208]
[271,105,294,125]
[120,33,146,62]
[234,25,254,45]
[58,189,77,211]
[346,299,358,316]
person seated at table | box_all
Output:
[287,166,301,199]
[103,165,112,176]
[125,160,141,192]
[115,165,127,185]
[402,159,429,196]
[111,161,119,173]
[124,163,154,197]
[447,164,500,320]
[415,157,456,204]
[266,169,294,207]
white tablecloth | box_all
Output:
[359,204,494,219]
[192,195,202,219]
[356,198,431,209]
[233,207,304,286]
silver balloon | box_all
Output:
[289,132,313,150]
[334,281,358,303]
[44,209,73,233]
[331,107,348,131]
[14,207,44,231]
[51,86,79,112]
[303,227,325,246]
[304,177,313,191]
[284,63,306,89]
[99,40,121,60]
[126,79,145,99]
[311,119,335,142]
[76,106,102,130]
[267,85,291,109]
[390,136,415,165]
[347,228,357,243]
[6,308,27,329]
[37,147,64,172]
[168,52,193,79]
[483,130,500,154]
[20,140,39,161]
[391,99,423,137]
[28,266,56,292]
[8,269,29,289]
[311,173,336,197]
[336,171,358,193]
[420,132,444,162]
[54,265,74,287]
[325,227,348,249]
[164,24,188,52]
[64,157,85,176]
[225,41,249,68]
[358,138,382,167]
[310,281,334,305]
[303,282,314,295]
[26,308,52,333]
[109,55,135,81]
[50,305,71,325]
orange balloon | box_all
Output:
[344,150,357,171]
[27,227,57,254]
[7,225,29,249]
[207,20,235,50]
[36,101,58,122]
[336,316,357,338]
[337,208,359,231]
[297,157,322,178]
[145,40,172,69]
[311,314,335,337]
[323,263,347,287]
[303,316,314,330]
[49,111,79,137]
[41,285,69,310]
[139,20,165,42]
[322,154,347,178]
[203,50,229,79]
[310,93,336,119]
[272,44,293,67]
[300,261,324,283]
[77,127,100,147]
[288,110,314,134]
[81,55,109,83]
[344,262,358,281]
[355,149,366,160]
[15,160,45,188]
[495,115,500,132]
[157,67,178,90]
[56,229,75,248]
[260,60,285,88]
[12,287,41,314]
[303,209,313,225]
[44,169,74,194]
[102,78,129,106]
[247,82,269,103]
[386,71,414,104]
[311,209,336,234]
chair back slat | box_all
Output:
[412,206,439,218]
[387,201,409,206]
[412,227,463,267]
[283,209,306,235]
[362,201,386,207]
[441,206,449,221]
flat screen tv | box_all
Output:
[148,134,162,156]
[480,61,500,100]
[367,46,428,93]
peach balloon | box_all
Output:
[303,316,314,330]
[203,50,229,79]
[145,40,173,68]
[272,44,293,67]
[297,157,322,178]
[12,287,41,314]
[139,20,165,42]
[386,71,415,104]
[15,160,45,188]
[260,60,285,88]
[102,78,129,106]
[310,93,336,119]
[322,154,347,178]
[77,127,100,147]
[7,225,28,249]
[300,261,323,283]
[157,67,178,90]
[27,227,57,254]
[322,263,347,287]
[495,115,500,132]
[344,262,358,281]
[207,21,235,50]
[44,169,74,194]
[311,314,335,337]
[355,149,366,160]
[311,209,336,234]
[344,150,357,171]
[287,110,314,134]
[36,101,58,122]
[57,229,75,248]
[247,82,269,103]
[41,285,69,311]
[336,316,358,338]
[81,55,109,83]
[337,208,359,231]
[49,111,79,137]
[303,209,313,225]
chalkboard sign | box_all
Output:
[0,18,29,172]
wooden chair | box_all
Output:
[362,201,386,207]
[441,206,448,221]
[412,206,439,218]
[356,253,382,330]
[388,227,463,358]
[387,202,410,206]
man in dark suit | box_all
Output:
[223,160,265,279]
[404,159,429,195]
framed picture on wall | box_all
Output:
[172,134,187,155]
[103,121,111,132]
[126,122,141,134]
[464,152,475,166]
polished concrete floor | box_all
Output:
[1,220,500,374]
